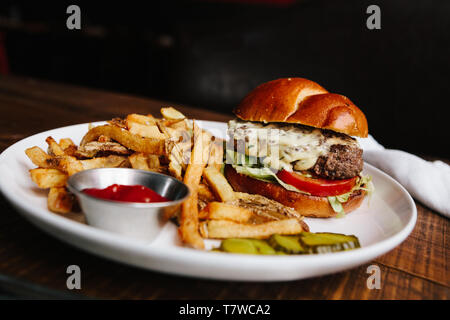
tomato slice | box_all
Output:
[276,170,357,197]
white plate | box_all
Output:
[0,121,417,281]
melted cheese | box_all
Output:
[228,119,359,171]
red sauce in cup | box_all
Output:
[83,184,168,203]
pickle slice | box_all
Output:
[220,239,258,254]
[220,239,276,255]
[299,232,360,253]
[268,234,305,254]
[216,232,360,255]
[249,239,276,255]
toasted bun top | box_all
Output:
[234,78,368,137]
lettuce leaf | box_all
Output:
[328,174,375,216]
[328,196,346,217]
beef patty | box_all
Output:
[309,144,363,180]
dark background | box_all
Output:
[0,0,449,157]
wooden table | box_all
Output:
[0,75,448,299]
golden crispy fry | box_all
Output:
[47,156,83,175]
[158,120,192,179]
[46,136,65,156]
[30,168,68,188]
[170,119,189,131]
[128,153,160,171]
[199,218,304,239]
[146,154,161,169]
[25,146,53,168]
[47,187,74,214]
[178,122,212,249]
[58,138,77,156]
[198,183,216,202]
[45,154,128,175]
[126,113,156,127]
[161,107,186,120]
[157,119,190,145]
[168,158,183,179]
[161,118,185,127]
[80,125,165,155]
[207,139,224,171]
[230,192,306,224]
[81,155,129,171]
[128,122,165,139]
[198,202,252,223]
[59,138,75,150]
[129,153,150,171]
[203,166,235,202]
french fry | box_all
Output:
[129,153,161,171]
[198,183,216,202]
[46,154,128,175]
[47,155,83,175]
[80,125,165,154]
[158,120,192,179]
[81,155,129,171]
[207,139,223,171]
[30,168,68,188]
[199,218,304,239]
[203,167,235,202]
[198,202,252,223]
[59,138,77,156]
[126,113,156,126]
[129,153,150,171]
[146,154,161,169]
[46,136,65,156]
[230,192,307,226]
[178,122,211,249]
[127,122,165,139]
[25,146,53,168]
[59,138,75,150]
[170,119,189,131]
[168,156,183,179]
[161,107,186,120]
[160,118,186,127]
[47,187,74,214]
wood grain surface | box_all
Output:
[0,75,448,299]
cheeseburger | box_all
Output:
[225,78,373,218]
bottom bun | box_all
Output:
[225,165,366,218]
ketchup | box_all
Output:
[83,184,169,203]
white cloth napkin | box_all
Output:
[356,135,450,218]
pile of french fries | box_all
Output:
[26,107,307,249]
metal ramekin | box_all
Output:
[67,168,189,242]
